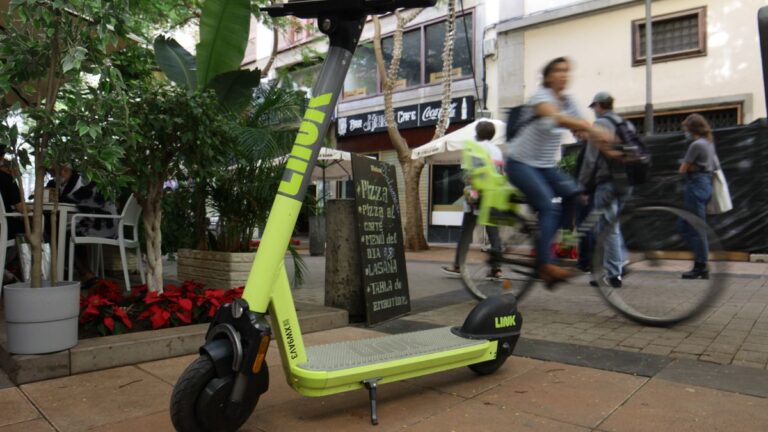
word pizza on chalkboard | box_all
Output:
[351,154,410,326]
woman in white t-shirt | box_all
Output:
[505,57,612,285]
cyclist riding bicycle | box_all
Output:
[504,57,615,286]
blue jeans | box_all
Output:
[593,182,630,278]
[506,159,582,265]
[678,172,712,263]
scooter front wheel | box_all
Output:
[170,354,267,432]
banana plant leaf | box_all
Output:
[196,0,251,91]
[206,68,262,114]
[153,36,197,91]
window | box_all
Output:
[430,165,464,212]
[626,104,741,135]
[283,63,322,97]
[632,7,706,66]
[425,15,473,83]
[338,180,355,199]
[382,30,422,90]
[342,13,474,99]
[344,42,378,99]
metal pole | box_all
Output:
[322,166,326,209]
[758,6,768,117]
[644,0,654,135]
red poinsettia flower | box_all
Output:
[130,284,149,297]
[143,291,162,304]
[103,316,115,332]
[178,298,193,312]
[148,307,171,329]
[114,307,133,329]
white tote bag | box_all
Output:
[707,169,733,214]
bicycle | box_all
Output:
[458,141,727,327]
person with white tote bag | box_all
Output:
[677,114,729,280]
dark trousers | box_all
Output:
[576,193,594,270]
[453,211,501,269]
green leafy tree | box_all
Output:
[0,0,134,287]
[123,83,232,292]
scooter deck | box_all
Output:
[302,327,484,371]
[289,327,497,396]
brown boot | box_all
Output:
[538,263,573,287]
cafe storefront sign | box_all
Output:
[337,96,474,138]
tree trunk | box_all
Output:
[194,178,208,250]
[401,157,428,250]
[261,27,279,77]
[139,183,164,292]
[28,165,46,288]
[372,5,457,251]
[432,0,457,141]
[373,10,429,251]
[27,15,62,287]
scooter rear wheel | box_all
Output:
[170,355,266,432]
[468,353,508,375]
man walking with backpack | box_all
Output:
[578,91,636,288]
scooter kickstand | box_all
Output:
[363,378,382,425]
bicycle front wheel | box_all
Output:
[592,205,726,326]
[461,227,538,301]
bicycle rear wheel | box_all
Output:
[461,226,538,301]
[592,205,726,326]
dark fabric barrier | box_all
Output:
[628,120,768,253]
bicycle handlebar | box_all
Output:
[262,0,437,19]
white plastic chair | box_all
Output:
[0,194,23,297]
[68,195,145,291]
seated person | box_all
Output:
[0,150,24,240]
[49,164,118,287]
[0,149,24,283]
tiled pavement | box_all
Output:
[2,326,768,432]
[0,249,766,431]
[288,250,768,370]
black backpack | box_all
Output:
[602,116,651,186]
[505,105,537,141]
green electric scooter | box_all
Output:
[170,1,522,430]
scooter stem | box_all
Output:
[242,16,365,313]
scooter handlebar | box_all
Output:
[262,0,437,19]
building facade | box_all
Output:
[245,0,768,243]
[246,1,498,242]
[487,0,768,132]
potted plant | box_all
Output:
[177,83,308,288]
[0,0,132,354]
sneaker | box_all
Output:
[441,266,461,278]
[487,268,503,279]
[606,275,622,288]
[590,275,622,288]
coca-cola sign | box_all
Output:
[337,96,474,138]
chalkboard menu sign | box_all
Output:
[351,154,411,326]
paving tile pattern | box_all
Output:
[2,327,767,432]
